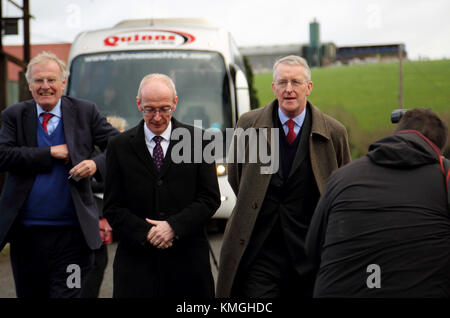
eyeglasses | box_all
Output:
[31,77,61,85]
[141,106,173,116]
[275,79,308,88]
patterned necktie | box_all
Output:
[41,113,53,133]
[153,135,164,172]
[286,119,296,143]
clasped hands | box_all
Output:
[50,144,97,179]
[146,218,175,250]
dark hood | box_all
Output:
[367,131,440,168]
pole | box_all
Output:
[19,0,31,101]
[398,44,403,109]
[23,0,30,63]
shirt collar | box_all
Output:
[278,106,306,128]
[36,99,62,118]
[144,120,172,142]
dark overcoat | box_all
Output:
[103,118,220,297]
[216,100,351,297]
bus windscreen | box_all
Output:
[67,50,232,132]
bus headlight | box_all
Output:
[216,163,227,176]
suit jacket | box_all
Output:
[0,96,119,250]
[216,99,351,297]
[103,118,220,297]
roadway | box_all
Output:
[0,222,224,298]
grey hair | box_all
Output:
[136,73,177,102]
[273,55,311,82]
[25,51,69,83]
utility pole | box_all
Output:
[23,0,29,63]
[19,0,31,101]
[398,44,403,109]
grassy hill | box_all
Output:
[254,59,450,157]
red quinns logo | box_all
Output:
[104,30,196,47]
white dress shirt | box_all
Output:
[143,121,172,158]
[36,99,62,135]
[278,106,306,137]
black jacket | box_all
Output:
[103,119,220,297]
[306,130,450,297]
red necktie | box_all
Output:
[41,113,53,133]
[286,119,296,143]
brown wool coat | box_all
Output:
[216,99,351,297]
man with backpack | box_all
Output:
[306,108,450,297]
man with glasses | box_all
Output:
[103,73,220,297]
[0,51,118,298]
[217,55,351,298]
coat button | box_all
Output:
[157,180,163,186]
[252,202,258,209]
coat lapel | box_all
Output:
[130,120,159,177]
[252,100,279,175]
[23,101,38,147]
[288,103,312,179]
[61,97,77,164]
[158,118,183,178]
[271,107,284,180]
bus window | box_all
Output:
[67,51,232,132]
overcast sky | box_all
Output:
[2,0,450,60]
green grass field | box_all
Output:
[254,59,450,132]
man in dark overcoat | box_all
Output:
[104,73,220,297]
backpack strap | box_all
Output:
[439,156,450,209]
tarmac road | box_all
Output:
[0,223,224,298]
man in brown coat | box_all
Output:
[216,55,351,298]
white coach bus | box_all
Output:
[66,18,251,221]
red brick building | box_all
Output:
[4,43,71,81]
[3,43,71,104]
